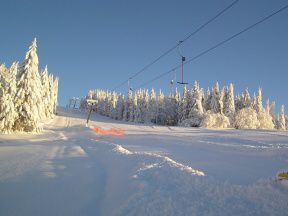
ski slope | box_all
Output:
[0,108,287,216]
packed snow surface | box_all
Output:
[0,108,287,216]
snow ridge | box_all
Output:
[113,144,205,176]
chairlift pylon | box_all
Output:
[176,41,188,85]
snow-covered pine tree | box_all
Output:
[41,65,52,118]
[278,105,286,130]
[149,88,157,123]
[179,85,191,122]
[53,77,59,114]
[201,111,230,128]
[14,38,43,132]
[130,90,138,122]
[164,96,178,126]
[134,89,143,123]
[109,92,118,119]
[142,89,150,123]
[0,62,18,133]
[257,99,274,129]
[223,83,235,125]
[210,82,223,114]
[254,88,263,113]
[174,88,181,124]
[204,88,212,111]
[241,88,251,110]
[48,74,55,115]
[115,94,124,120]
[157,90,166,125]
[234,107,260,129]
[269,101,277,124]
[187,81,204,127]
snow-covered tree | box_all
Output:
[156,90,167,125]
[201,111,230,128]
[163,97,178,126]
[187,81,204,127]
[14,38,43,132]
[41,65,52,118]
[143,89,150,123]
[53,77,59,114]
[210,82,223,114]
[278,105,286,130]
[115,94,124,120]
[234,107,260,129]
[109,92,118,119]
[149,88,157,123]
[0,62,18,133]
[223,83,235,126]
[179,85,191,123]
[257,107,274,129]
[254,88,263,113]
[174,88,181,124]
[204,88,212,111]
[236,88,251,111]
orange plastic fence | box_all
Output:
[91,127,124,136]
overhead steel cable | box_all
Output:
[136,3,288,89]
[111,0,240,91]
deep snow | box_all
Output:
[0,108,287,216]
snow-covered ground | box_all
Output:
[0,108,287,216]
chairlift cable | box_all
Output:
[135,3,288,88]
[111,0,240,91]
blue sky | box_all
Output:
[0,0,287,110]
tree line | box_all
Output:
[80,82,287,130]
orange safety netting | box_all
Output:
[91,127,124,136]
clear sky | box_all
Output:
[0,0,287,110]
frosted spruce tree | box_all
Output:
[134,90,141,122]
[210,82,223,114]
[14,38,43,132]
[149,88,157,123]
[143,89,150,123]
[41,65,52,118]
[109,92,118,119]
[174,88,181,124]
[157,90,166,125]
[115,94,124,120]
[278,105,286,130]
[257,99,274,129]
[236,88,251,111]
[234,107,260,129]
[179,85,191,123]
[53,77,59,114]
[0,62,18,133]
[254,88,263,113]
[223,83,235,125]
[187,81,204,127]
[204,88,212,111]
